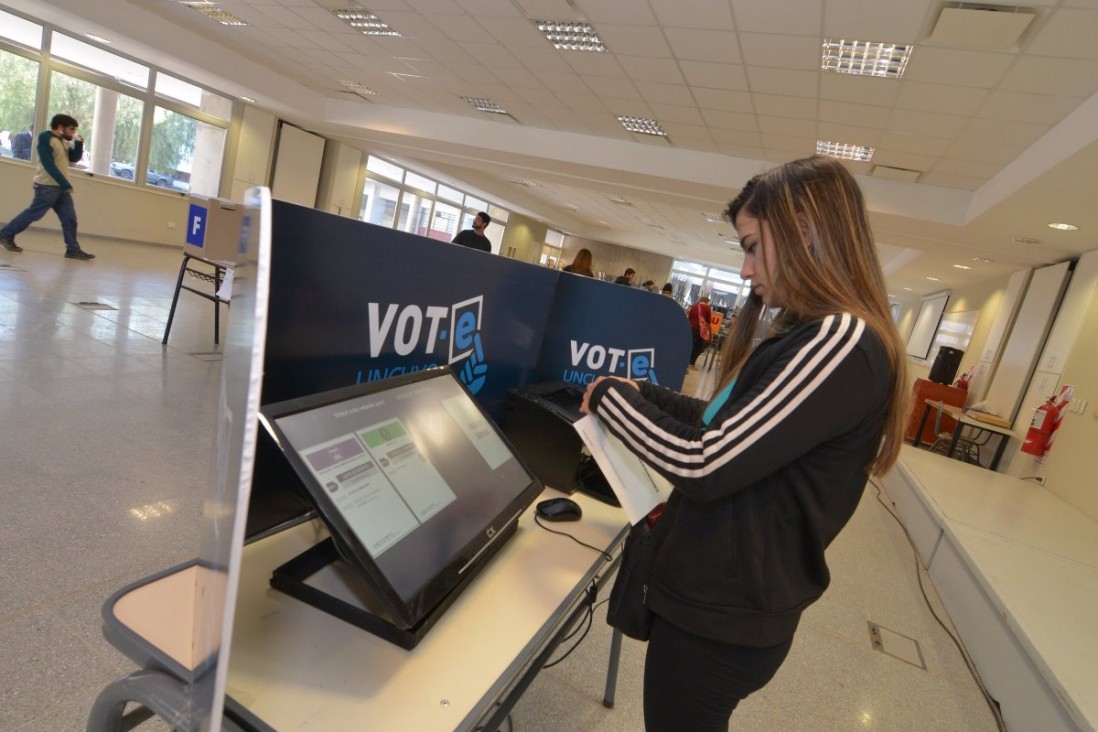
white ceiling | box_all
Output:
[10,0,1098,299]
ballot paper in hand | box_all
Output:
[573,415,673,525]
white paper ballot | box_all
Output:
[574,415,672,525]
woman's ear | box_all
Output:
[796,212,814,249]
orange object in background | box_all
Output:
[710,311,723,336]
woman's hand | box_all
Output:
[581,376,640,414]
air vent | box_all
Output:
[604,193,632,205]
[872,165,921,182]
[927,4,1036,51]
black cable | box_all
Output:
[533,514,614,562]
[543,584,597,669]
[473,702,514,732]
[869,478,1007,732]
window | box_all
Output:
[0,9,42,49]
[404,171,436,195]
[151,106,225,195]
[51,33,149,89]
[396,191,431,236]
[0,49,39,160]
[155,73,232,120]
[48,71,144,178]
[437,183,463,204]
[361,178,400,227]
[428,200,461,242]
[367,155,403,181]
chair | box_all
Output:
[927,401,990,465]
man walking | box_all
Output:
[451,211,493,253]
[1,114,95,260]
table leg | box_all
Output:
[602,628,623,708]
[990,433,1011,472]
[946,423,963,460]
[162,255,191,345]
[912,404,932,449]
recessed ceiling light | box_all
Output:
[1012,236,1041,245]
[821,39,912,78]
[617,115,667,136]
[339,80,377,98]
[240,96,255,103]
[703,211,723,223]
[604,193,631,205]
[511,178,540,188]
[333,9,401,36]
[533,20,606,52]
[972,257,993,264]
[84,33,112,44]
[817,140,875,161]
[181,2,247,26]
[460,96,508,114]
[1047,222,1078,231]
[953,264,973,270]
[925,276,941,281]
[563,203,579,211]
[903,287,913,291]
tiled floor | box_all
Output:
[0,230,999,730]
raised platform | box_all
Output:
[881,446,1098,731]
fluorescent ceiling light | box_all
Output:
[821,39,912,78]
[240,96,256,103]
[563,203,579,211]
[461,96,508,114]
[604,193,631,205]
[534,20,606,52]
[972,257,994,264]
[925,276,940,281]
[617,115,666,136]
[817,140,875,161]
[1047,222,1078,231]
[952,264,973,270]
[339,80,378,98]
[84,33,112,44]
[1012,236,1040,244]
[703,211,723,223]
[512,179,540,188]
[181,2,247,26]
[333,9,401,36]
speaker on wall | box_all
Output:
[929,346,964,385]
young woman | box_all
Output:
[581,156,907,731]
[686,295,713,366]
[562,247,594,276]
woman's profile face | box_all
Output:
[735,211,780,307]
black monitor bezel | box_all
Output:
[259,366,543,630]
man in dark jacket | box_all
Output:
[452,211,492,252]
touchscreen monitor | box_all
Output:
[259,367,542,629]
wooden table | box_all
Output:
[912,399,1017,471]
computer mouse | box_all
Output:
[536,497,582,522]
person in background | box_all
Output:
[686,295,713,367]
[614,267,636,286]
[452,211,492,253]
[562,247,594,276]
[661,282,674,296]
[11,126,33,161]
[641,279,657,292]
[1,114,95,260]
[581,155,907,731]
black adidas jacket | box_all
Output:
[589,313,890,647]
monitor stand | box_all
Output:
[270,522,518,650]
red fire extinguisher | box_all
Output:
[1021,398,1057,456]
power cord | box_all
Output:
[869,478,1007,732]
[543,583,600,669]
[533,514,614,562]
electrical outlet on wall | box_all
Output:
[167,221,176,229]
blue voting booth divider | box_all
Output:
[248,201,691,538]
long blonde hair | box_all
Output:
[720,156,907,475]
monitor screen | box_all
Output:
[260,367,542,629]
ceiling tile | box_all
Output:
[918,172,984,190]
[635,80,697,105]
[894,82,987,117]
[751,93,816,120]
[425,12,485,41]
[663,29,741,63]
[661,122,715,142]
[999,56,1098,96]
[822,0,931,43]
[575,1,658,25]
[738,32,820,70]
[902,47,1014,89]
[247,5,318,29]
[410,39,478,65]
[761,133,818,156]
[1025,9,1098,59]
[477,17,555,47]
[693,88,754,113]
[399,0,463,11]
[454,0,527,17]
[463,43,522,69]
[976,91,1085,125]
[556,91,611,113]
[563,51,629,78]
[716,138,765,156]
[604,98,654,116]
[700,109,759,132]
[878,131,953,156]
[745,67,818,97]
[958,118,1048,148]
[517,47,573,72]
[584,75,643,100]
[757,115,818,137]
[887,109,968,137]
[650,0,735,30]
[944,138,1023,164]
[647,102,706,125]
[679,61,749,91]
[818,99,892,128]
[618,56,687,84]
[819,73,900,106]
[595,24,674,57]
[931,158,1003,178]
[732,0,821,35]
[383,12,452,41]
[533,70,591,93]
[868,150,937,171]
[817,122,882,147]
[491,65,548,89]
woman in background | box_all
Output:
[562,247,594,276]
[582,156,907,731]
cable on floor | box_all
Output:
[869,478,1007,732]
